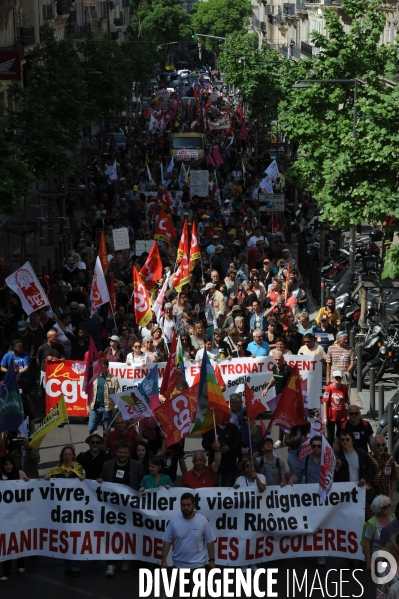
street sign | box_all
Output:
[362,255,379,274]
[258,193,285,211]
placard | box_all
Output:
[112,227,130,251]
[258,192,285,211]
[176,149,199,161]
[135,240,155,256]
[190,169,209,197]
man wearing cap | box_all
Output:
[10,321,35,358]
[204,282,227,316]
[1,339,30,380]
[323,371,350,445]
[259,259,273,286]
[312,315,336,352]
[206,235,223,258]
[326,331,355,384]
[77,433,107,480]
[67,281,88,308]
[88,358,120,434]
[224,268,238,299]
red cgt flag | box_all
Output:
[83,337,103,407]
[189,220,201,270]
[177,220,188,262]
[244,384,266,419]
[139,241,163,292]
[160,188,173,213]
[267,364,307,432]
[98,230,108,275]
[154,208,177,249]
[132,266,152,327]
[160,331,178,400]
[153,385,198,448]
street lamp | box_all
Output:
[292,78,359,277]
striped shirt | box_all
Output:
[325,344,355,380]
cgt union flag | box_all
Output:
[90,257,110,314]
[154,385,198,447]
[133,266,152,327]
[139,242,163,292]
[319,434,336,502]
[6,261,48,315]
[154,209,176,248]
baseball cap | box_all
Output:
[212,234,219,239]
[321,314,328,320]
[108,335,120,342]
[17,321,27,331]
[205,283,215,290]
[332,370,343,378]
[133,185,139,191]
[336,331,348,339]
[227,268,237,275]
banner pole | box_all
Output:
[107,410,121,430]
[213,411,218,441]
[248,418,253,462]
[66,414,73,445]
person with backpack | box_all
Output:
[335,406,374,452]
[363,495,395,571]
[255,437,287,487]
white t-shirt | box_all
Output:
[163,512,216,569]
[235,473,266,487]
[345,450,360,482]
[247,235,269,249]
[126,352,149,365]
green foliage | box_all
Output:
[382,244,399,280]
[278,0,399,228]
[9,25,88,180]
[218,32,295,124]
[0,104,34,216]
[191,0,252,52]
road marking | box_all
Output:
[25,572,113,599]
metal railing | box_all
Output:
[57,1,71,15]
[65,24,91,38]
[18,27,35,46]
[283,3,296,15]
[301,41,313,58]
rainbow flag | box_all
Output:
[176,335,185,380]
[191,352,230,434]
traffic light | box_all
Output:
[191,32,195,39]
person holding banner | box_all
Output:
[36,329,65,398]
[9,435,40,479]
[234,458,267,493]
[88,358,120,435]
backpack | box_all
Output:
[259,456,281,476]
[360,515,396,553]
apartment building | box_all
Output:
[250,0,398,58]
[0,0,132,104]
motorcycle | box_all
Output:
[362,335,399,388]
[376,388,399,463]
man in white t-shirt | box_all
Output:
[162,492,216,570]
[298,333,326,361]
[247,226,270,249]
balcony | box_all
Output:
[18,27,35,46]
[260,21,266,32]
[113,17,123,26]
[43,5,54,20]
[301,41,313,58]
[264,4,273,13]
[296,0,308,10]
[57,1,71,15]
[283,3,296,15]
[65,24,91,38]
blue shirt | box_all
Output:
[1,351,30,379]
[294,454,320,484]
[247,340,270,357]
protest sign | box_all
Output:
[112,228,130,251]
[0,481,364,564]
[135,240,154,256]
[45,360,88,416]
[190,170,209,197]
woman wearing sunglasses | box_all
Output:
[126,342,149,365]
[233,458,266,493]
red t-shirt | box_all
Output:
[323,384,348,422]
[105,431,136,459]
[181,465,216,489]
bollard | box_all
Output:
[320,278,325,308]
[388,400,394,455]
[356,343,363,393]
[369,367,376,418]
[350,330,355,349]
[378,384,385,422]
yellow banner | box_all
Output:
[30,395,68,449]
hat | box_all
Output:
[202,214,210,219]
[71,280,79,287]
[232,305,242,312]
[263,259,270,264]
[336,331,348,339]
[212,234,219,239]
[85,432,104,444]
[133,185,139,191]
[228,229,236,236]
[214,245,223,254]
[321,314,328,320]
[232,240,242,246]
[224,199,230,204]
[17,320,27,331]
[332,370,343,378]
[183,211,189,216]
[227,268,237,275]
[282,249,290,253]
[108,335,120,342]
[205,283,215,290]
[70,301,78,307]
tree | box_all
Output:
[0,104,34,216]
[218,32,294,124]
[9,25,88,181]
[131,0,191,66]
[191,0,252,52]
[278,0,399,231]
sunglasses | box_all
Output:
[376,443,386,448]
[383,504,392,509]
[245,464,252,468]
[312,444,322,448]
[121,328,128,331]
[90,441,101,445]
[71,308,78,311]
[340,438,351,442]
[134,345,141,348]
[349,412,359,416]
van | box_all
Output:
[170,132,205,161]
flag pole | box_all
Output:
[212,410,218,441]
[248,418,253,462]
[109,299,118,331]
[107,410,121,430]
[66,414,73,445]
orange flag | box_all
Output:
[267,364,307,432]
[177,220,188,262]
[189,220,201,270]
[139,242,163,291]
[98,230,108,274]
[172,252,190,292]
[132,266,152,327]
